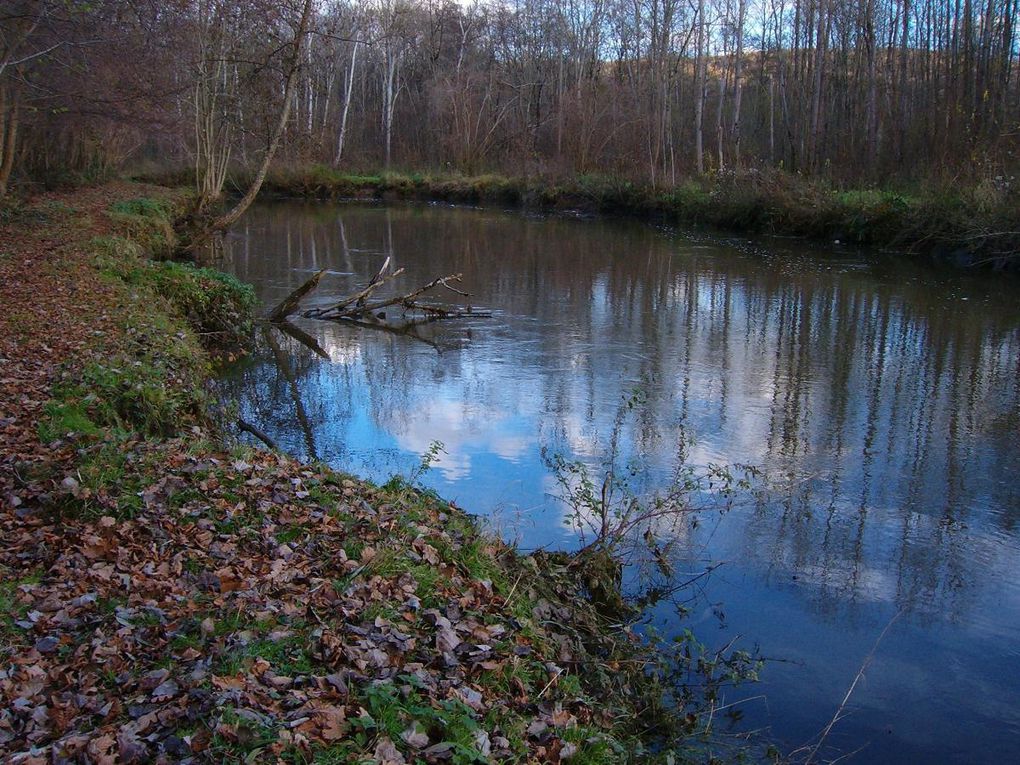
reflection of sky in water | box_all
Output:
[217,201,1020,765]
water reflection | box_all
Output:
[217,201,1020,763]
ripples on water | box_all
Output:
[217,201,1020,764]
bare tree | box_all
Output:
[207,0,315,232]
[334,37,360,166]
[6,0,1020,196]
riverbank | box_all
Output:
[0,185,736,763]
[246,166,1019,270]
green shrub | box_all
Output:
[109,197,174,218]
[143,261,257,346]
[663,180,711,218]
[90,236,256,348]
[107,197,179,257]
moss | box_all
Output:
[37,400,102,443]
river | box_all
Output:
[216,200,1020,764]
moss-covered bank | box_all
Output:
[1,185,757,763]
[253,166,1019,269]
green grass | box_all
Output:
[209,706,281,762]
[110,197,174,218]
[364,548,445,610]
[0,569,43,650]
[216,634,314,677]
[561,725,626,765]
[473,655,543,698]
[51,433,161,518]
[90,234,143,272]
[37,399,102,443]
[275,523,307,544]
[107,197,179,257]
[348,680,489,765]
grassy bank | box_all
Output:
[0,186,755,762]
[254,166,1020,269]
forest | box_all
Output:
[1,0,1017,199]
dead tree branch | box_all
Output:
[263,259,492,339]
[267,268,326,322]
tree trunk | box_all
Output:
[731,0,746,167]
[694,0,705,174]
[334,40,360,167]
[809,0,830,172]
[382,44,402,169]
[208,0,314,234]
[0,83,20,199]
[716,75,726,170]
[866,0,879,174]
[194,1,232,211]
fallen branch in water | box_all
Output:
[237,418,278,450]
[305,273,481,320]
[265,258,492,338]
[266,268,327,322]
[326,255,407,315]
[790,609,904,764]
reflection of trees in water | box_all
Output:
[732,278,1017,621]
[219,202,1020,621]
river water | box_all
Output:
[216,200,1020,764]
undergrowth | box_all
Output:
[106,196,181,257]
[39,195,253,445]
[247,166,1020,266]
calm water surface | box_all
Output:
[217,201,1020,764]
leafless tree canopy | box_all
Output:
[2,0,1018,195]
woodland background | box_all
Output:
[1,0,1017,199]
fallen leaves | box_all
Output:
[1,437,627,762]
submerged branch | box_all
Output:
[274,319,331,360]
[335,314,442,350]
[237,418,278,450]
[269,259,492,336]
[267,268,327,322]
